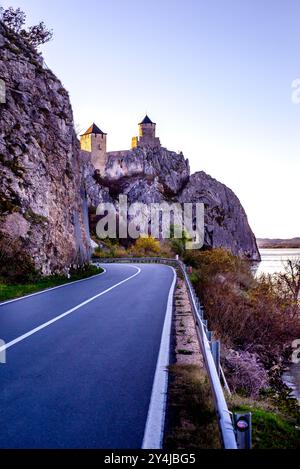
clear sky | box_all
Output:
[2,0,300,238]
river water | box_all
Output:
[256,248,300,276]
[257,248,300,401]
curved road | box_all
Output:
[0,263,175,448]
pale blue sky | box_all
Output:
[3,0,300,238]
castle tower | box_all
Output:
[80,123,107,175]
[132,115,161,149]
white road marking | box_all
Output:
[0,266,141,353]
[0,268,107,307]
[142,266,176,449]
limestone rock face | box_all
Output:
[81,152,113,208]
[178,172,260,260]
[85,145,260,260]
[0,22,91,274]
[105,146,190,195]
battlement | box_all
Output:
[132,115,161,149]
[80,115,161,174]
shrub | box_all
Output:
[170,227,190,257]
[188,248,300,366]
[198,271,298,364]
[260,258,300,317]
[184,248,250,280]
[130,236,161,256]
[224,349,268,397]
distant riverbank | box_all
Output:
[257,238,300,249]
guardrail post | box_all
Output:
[211,340,220,376]
[233,413,252,449]
[198,306,203,319]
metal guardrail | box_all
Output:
[94,256,238,449]
[179,261,238,449]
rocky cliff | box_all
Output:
[0,22,91,275]
[83,146,260,261]
[0,20,260,275]
[106,146,190,195]
[178,171,260,259]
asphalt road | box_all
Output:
[0,263,175,448]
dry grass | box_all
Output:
[164,364,221,449]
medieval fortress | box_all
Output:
[80,115,161,175]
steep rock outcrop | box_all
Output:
[84,147,260,260]
[106,146,190,195]
[81,151,113,208]
[0,22,91,274]
[84,148,260,260]
[178,171,260,260]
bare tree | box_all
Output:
[271,258,300,317]
[279,258,300,303]
[20,22,53,48]
[0,6,53,49]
